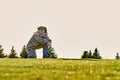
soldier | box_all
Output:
[27,26,51,58]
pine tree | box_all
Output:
[88,50,92,58]
[0,45,6,58]
[116,53,120,60]
[92,48,101,59]
[20,45,28,58]
[81,51,89,58]
[48,46,57,58]
[8,46,18,58]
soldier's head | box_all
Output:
[37,26,45,35]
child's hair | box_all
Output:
[44,27,48,33]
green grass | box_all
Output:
[0,58,120,80]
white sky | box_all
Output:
[0,0,120,59]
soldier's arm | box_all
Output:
[33,33,47,43]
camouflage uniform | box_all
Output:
[27,32,51,58]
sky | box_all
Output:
[0,0,120,59]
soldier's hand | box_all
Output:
[47,42,51,46]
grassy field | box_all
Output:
[0,58,120,80]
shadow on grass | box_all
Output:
[59,58,81,60]
[59,58,111,61]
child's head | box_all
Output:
[43,27,47,33]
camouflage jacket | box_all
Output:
[27,32,51,50]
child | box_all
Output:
[39,27,57,58]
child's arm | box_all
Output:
[43,33,49,38]
[43,33,52,46]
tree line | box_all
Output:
[81,48,102,59]
[81,48,120,60]
[0,44,120,59]
[0,45,57,58]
